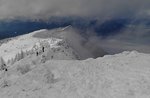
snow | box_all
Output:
[0,29,62,62]
[0,27,150,98]
[0,51,150,98]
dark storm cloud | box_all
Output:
[0,0,150,19]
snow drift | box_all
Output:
[0,51,150,98]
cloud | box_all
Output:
[0,0,150,55]
[33,26,107,59]
[0,0,150,19]
[86,22,150,54]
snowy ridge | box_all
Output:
[0,26,107,63]
[1,27,150,98]
[0,29,62,62]
[32,38,62,53]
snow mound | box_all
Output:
[0,51,150,98]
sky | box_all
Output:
[86,23,150,54]
[0,0,150,20]
[0,0,150,54]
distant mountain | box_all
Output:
[1,17,149,40]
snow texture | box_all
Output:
[0,51,150,98]
[0,29,63,62]
[0,27,150,98]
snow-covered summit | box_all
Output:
[0,29,63,62]
[0,26,107,63]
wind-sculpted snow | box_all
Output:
[0,51,150,98]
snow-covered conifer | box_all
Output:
[0,57,6,70]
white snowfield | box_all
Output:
[0,27,150,98]
[0,29,62,62]
[0,51,150,98]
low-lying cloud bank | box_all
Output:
[85,21,150,54]
[0,0,150,20]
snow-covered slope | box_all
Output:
[33,26,107,59]
[0,51,150,98]
[0,29,62,62]
[1,27,150,98]
[0,26,107,63]
[0,28,80,63]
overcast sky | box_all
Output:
[0,0,150,54]
[0,0,150,19]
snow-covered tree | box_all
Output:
[0,57,6,70]
[9,58,15,65]
[14,50,25,62]
[20,50,25,60]
[0,57,5,65]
